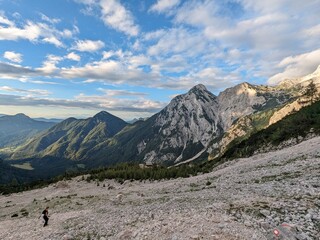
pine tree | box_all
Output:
[305,81,318,103]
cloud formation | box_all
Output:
[100,0,139,36]
[150,0,181,13]
[0,91,165,114]
[0,62,36,79]
[268,49,320,84]
[66,52,81,62]
[1,1,320,118]
[0,86,51,96]
[0,12,77,47]
[3,51,23,63]
[72,40,105,52]
[76,0,139,36]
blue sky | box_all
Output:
[0,0,320,120]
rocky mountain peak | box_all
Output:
[93,111,112,120]
[187,84,208,94]
[220,82,255,97]
[91,111,128,130]
[141,84,221,164]
[217,82,266,130]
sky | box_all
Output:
[0,0,320,120]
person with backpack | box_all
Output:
[41,207,49,227]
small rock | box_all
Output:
[118,230,133,240]
[284,217,291,222]
[304,214,312,220]
[62,235,73,240]
[260,209,271,217]
[244,220,252,227]
[296,232,309,240]
[259,221,270,230]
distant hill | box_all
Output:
[127,117,147,124]
[11,111,128,160]
[0,113,56,148]
[33,117,63,123]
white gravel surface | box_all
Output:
[1,136,320,240]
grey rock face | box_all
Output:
[142,84,221,164]
[142,81,295,164]
[217,82,266,131]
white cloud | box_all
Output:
[169,0,320,83]
[204,13,290,47]
[0,62,36,80]
[102,51,114,60]
[0,13,77,47]
[99,0,139,36]
[75,92,164,112]
[66,52,81,62]
[268,49,320,85]
[150,0,180,13]
[174,0,220,27]
[37,54,63,75]
[60,59,153,84]
[0,20,41,41]
[102,50,127,60]
[72,39,105,52]
[154,66,240,91]
[0,86,51,96]
[0,12,14,26]
[47,55,63,63]
[143,29,167,41]
[98,88,148,97]
[0,93,100,110]
[42,36,64,47]
[304,24,320,37]
[40,13,61,24]
[147,28,206,57]
[3,51,23,63]
[150,54,188,74]
[241,0,320,15]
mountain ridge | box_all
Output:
[10,111,128,160]
[3,66,320,170]
[0,114,56,149]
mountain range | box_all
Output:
[1,66,320,181]
[10,111,128,161]
[0,114,56,148]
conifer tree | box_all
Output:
[305,81,318,103]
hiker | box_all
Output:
[42,207,49,227]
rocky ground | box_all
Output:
[1,137,320,240]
